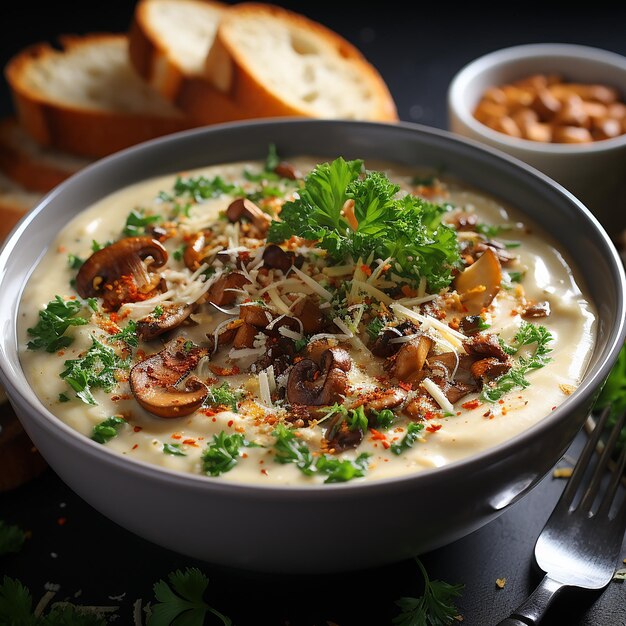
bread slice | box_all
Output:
[0,172,41,241]
[203,3,398,121]
[5,34,191,158]
[129,0,227,100]
[0,118,92,192]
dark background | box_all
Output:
[1,2,626,625]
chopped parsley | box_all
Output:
[272,423,371,483]
[371,408,396,429]
[366,316,386,340]
[475,223,512,237]
[109,319,138,347]
[173,175,244,202]
[58,393,70,403]
[149,568,231,626]
[91,415,126,444]
[163,443,187,456]
[27,296,93,352]
[153,304,164,317]
[91,239,112,252]
[390,422,425,455]
[268,157,461,292]
[393,558,464,626]
[122,209,160,237]
[60,337,130,405]
[347,404,368,431]
[0,521,25,556]
[173,245,185,261]
[482,322,553,403]
[67,253,84,270]
[205,382,242,412]
[264,143,280,172]
[201,432,257,476]
[508,271,525,283]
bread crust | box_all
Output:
[5,34,191,158]
[0,118,91,192]
[203,3,398,121]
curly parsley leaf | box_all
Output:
[393,558,463,626]
[0,521,25,556]
[27,296,92,353]
[268,158,460,291]
[149,568,231,626]
[391,422,425,455]
[481,323,553,403]
[122,209,161,237]
[60,337,129,405]
[272,423,315,475]
[202,432,258,476]
[366,316,386,340]
[91,415,126,444]
[0,576,36,625]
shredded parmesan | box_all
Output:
[229,347,265,359]
[398,294,438,307]
[291,265,333,300]
[391,303,466,345]
[258,370,272,407]
[266,286,292,315]
[421,377,455,414]
[351,279,393,305]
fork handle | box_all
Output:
[496,575,564,625]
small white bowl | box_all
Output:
[448,43,626,235]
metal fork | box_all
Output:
[497,406,626,625]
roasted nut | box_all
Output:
[552,126,593,144]
[530,89,562,121]
[592,118,622,141]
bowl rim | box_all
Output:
[1,117,625,498]
[448,42,626,154]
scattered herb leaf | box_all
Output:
[202,432,257,476]
[91,415,126,444]
[508,271,525,283]
[391,422,425,455]
[205,383,242,413]
[371,408,396,429]
[67,253,84,270]
[0,521,25,556]
[272,423,315,475]
[173,175,244,202]
[122,209,160,237]
[163,443,187,457]
[109,320,138,347]
[594,343,626,454]
[316,453,371,483]
[475,223,512,237]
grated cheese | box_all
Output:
[266,286,292,315]
[258,370,272,407]
[421,377,455,414]
[390,303,466,345]
[291,265,333,300]
[351,279,393,305]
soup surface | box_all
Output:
[19,155,596,485]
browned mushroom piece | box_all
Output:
[136,302,195,341]
[183,232,212,271]
[266,315,301,337]
[522,301,551,319]
[464,333,509,361]
[240,304,273,328]
[324,415,364,452]
[363,388,408,420]
[129,338,209,418]
[75,237,168,310]
[286,348,351,406]
[233,323,259,348]
[370,321,419,357]
[226,198,271,234]
[453,247,503,314]
[432,377,476,404]
[470,357,512,384]
[274,161,302,180]
[207,272,251,306]
[392,335,434,382]
[459,315,486,336]
[262,244,295,273]
[292,297,325,334]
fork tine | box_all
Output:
[579,408,626,513]
[561,407,612,508]
[597,428,626,518]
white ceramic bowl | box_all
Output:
[0,120,624,573]
[448,43,626,235]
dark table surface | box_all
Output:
[1,2,625,625]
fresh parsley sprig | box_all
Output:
[91,415,126,444]
[148,568,231,626]
[481,322,553,403]
[268,158,461,292]
[27,296,96,353]
[390,422,425,455]
[122,209,160,237]
[393,558,464,626]
[109,320,138,347]
[205,383,243,413]
[202,432,258,476]
[60,337,129,405]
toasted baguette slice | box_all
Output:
[203,3,398,121]
[0,172,41,241]
[129,0,227,100]
[5,34,191,158]
[0,118,92,192]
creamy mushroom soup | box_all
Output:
[19,155,596,485]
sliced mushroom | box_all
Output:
[274,161,301,180]
[129,339,209,418]
[286,348,351,406]
[432,377,476,404]
[459,315,486,336]
[226,198,271,234]
[183,232,212,271]
[292,298,325,334]
[262,244,295,273]
[75,237,168,310]
[136,303,194,341]
[233,323,259,349]
[370,321,419,357]
[363,388,408,422]
[207,272,251,306]
[470,357,512,384]
[240,304,273,328]
[522,301,551,319]
[392,336,434,382]
[464,333,509,361]
[453,247,502,314]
